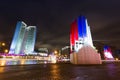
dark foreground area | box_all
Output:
[0,62,120,80]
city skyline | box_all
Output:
[0,0,120,51]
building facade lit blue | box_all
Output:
[9,21,36,55]
[70,16,93,52]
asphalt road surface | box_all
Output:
[0,62,120,80]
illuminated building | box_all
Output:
[21,26,36,54]
[37,48,48,56]
[9,21,36,55]
[104,46,114,60]
[70,16,93,52]
[70,16,101,64]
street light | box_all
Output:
[54,50,58,55]
[4,49,8,53]
[2,42,5,46]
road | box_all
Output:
[0,62,120,80]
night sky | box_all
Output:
[0,0,120,51]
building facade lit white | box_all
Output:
[9,21,36,55]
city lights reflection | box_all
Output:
[0,58,57,66]
[20,59,25,65]
[50,65,61,79]
[0,60,6,66]
[0,67,5,73]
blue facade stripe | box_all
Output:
[78,16,87,38]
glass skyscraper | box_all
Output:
[9,21,36,55]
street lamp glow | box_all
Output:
[54,50,58,54]
[4,49,8,53]
[2,42,5,46]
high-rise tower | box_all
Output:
[9,21,36,55]
[23,26,36,54]
[70,16,101,64]
[70,16,93,52]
